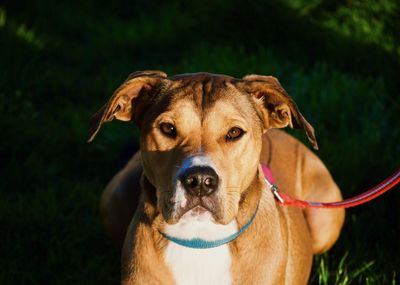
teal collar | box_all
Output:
[160,204,259,249]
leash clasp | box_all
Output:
[271,185,285,204]
[264,178,285,204]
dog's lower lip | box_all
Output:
[191,205,208,214]
[179,204,213,218]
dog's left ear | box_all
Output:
[87,70,167,142]
[237,74,318,150]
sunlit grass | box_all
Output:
[284,0,400,56]
[313,253,375,285]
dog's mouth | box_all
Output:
[181,205,213,221]
[180,202,213,217]
[166,195,222,224]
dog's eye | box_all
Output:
[160,122,177,138]
[226,127,245,141]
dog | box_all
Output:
[88,71,345,284]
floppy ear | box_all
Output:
[87,70,167,142]
[237,74,318,150]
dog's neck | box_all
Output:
[140,174,159,222]
[235,166,264,227]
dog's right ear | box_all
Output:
[87,70,167,142]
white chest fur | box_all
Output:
[165,242,232,285]
[163,210,237,285]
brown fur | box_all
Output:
[89,71,344,284]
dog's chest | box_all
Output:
[165,243,232,285]
[163,213,237,285]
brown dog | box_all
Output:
[88,71,344,284]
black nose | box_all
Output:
[179,166,219,196]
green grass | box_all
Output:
[1,0,399,284]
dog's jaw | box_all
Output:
[163,207,238,241]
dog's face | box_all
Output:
[89,71,317,225]
[138,75,265,225]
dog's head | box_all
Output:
[89,71,317,225]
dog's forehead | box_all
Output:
[163,72,250,112]
[141,72,258,127]
[168,72,238,83]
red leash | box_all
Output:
[261,164,400,209]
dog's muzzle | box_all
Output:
[167,156,223,222]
